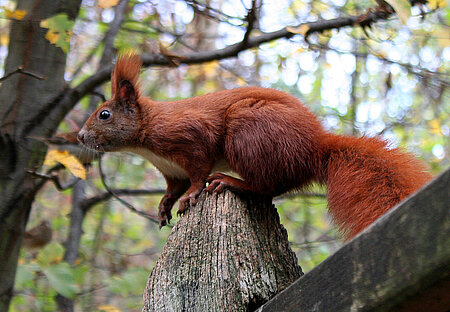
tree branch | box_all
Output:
[98,156,161,225]
[0,66,45,82]
[32,0,429,135]
[26,170,80,191]
[71,0,429,94]
[81,188,166,212]
[184,0,245,24]
[239,0,258,49]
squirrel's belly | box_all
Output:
[124,148,234,179]
[125,147,189,179]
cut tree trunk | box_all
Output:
[142,191,303,312]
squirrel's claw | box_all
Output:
[158,209,172,229]
[177,191,199,216]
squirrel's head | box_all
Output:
[78,54,143,152]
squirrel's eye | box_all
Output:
[99,110,111,120]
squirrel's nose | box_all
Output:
[77,130,85,144]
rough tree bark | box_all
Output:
[0,1,81,311]
[142,191,303,312]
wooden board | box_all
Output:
[258,168,450,312]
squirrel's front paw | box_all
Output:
[177,193,198,216]
[158,208,172,229]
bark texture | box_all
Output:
[142,191,303,312]
[0,0,81,310]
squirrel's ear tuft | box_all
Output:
[119,80,136,102]
[112,53,142,101]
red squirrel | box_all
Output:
[77,54,432,239]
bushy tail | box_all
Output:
[320,134,432,240]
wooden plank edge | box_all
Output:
[257,167,450,312]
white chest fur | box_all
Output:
[124,147,233,179]
[125,147,189,179]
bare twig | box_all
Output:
[290,235,339,248]
[103,246,159,257]
[81,188,166,212]
[240,0,258,48]
[98,156,161,225]
[0,66,45,82]
[184,0,245,24]
[26,170,80,191]
[76,285,108,297]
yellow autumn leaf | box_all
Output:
[97,304,121,312]
[428,119,442,135]
[45,30,60,44]
[236,77,247,86]
[39,14,74,53]
[203,61,219,77]
[286,24,310,36]
[294,47,305,54]
[44,150,86,180]
[5,9,27,20]
[428,0,447,9]
[40,19,49,28]
[385,0,411,24]
[0,33,9,46]
[97,0,119,9]
[433,29,450,48]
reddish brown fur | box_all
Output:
[111,53,142,99]
[320,135,432,238]
[79,54,433,238]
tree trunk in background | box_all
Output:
[142,192,303,312]
[55,1,128,311]
[0,0,81,311]
[55,180,87,312]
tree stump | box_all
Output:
[142,191,303,312]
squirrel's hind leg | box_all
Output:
[205,173,255,194]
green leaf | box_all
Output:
[36,242,64,266]
[105,268,148,296]
[15,264,39,287]
[42,262,79,299]
[385,0,411,24]
[105,275,132,296]
[445,7,450,24]
[73,264,90,284]
[40,13,75,53]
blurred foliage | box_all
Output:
[40,13,75,53]
[1,0,448,310]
